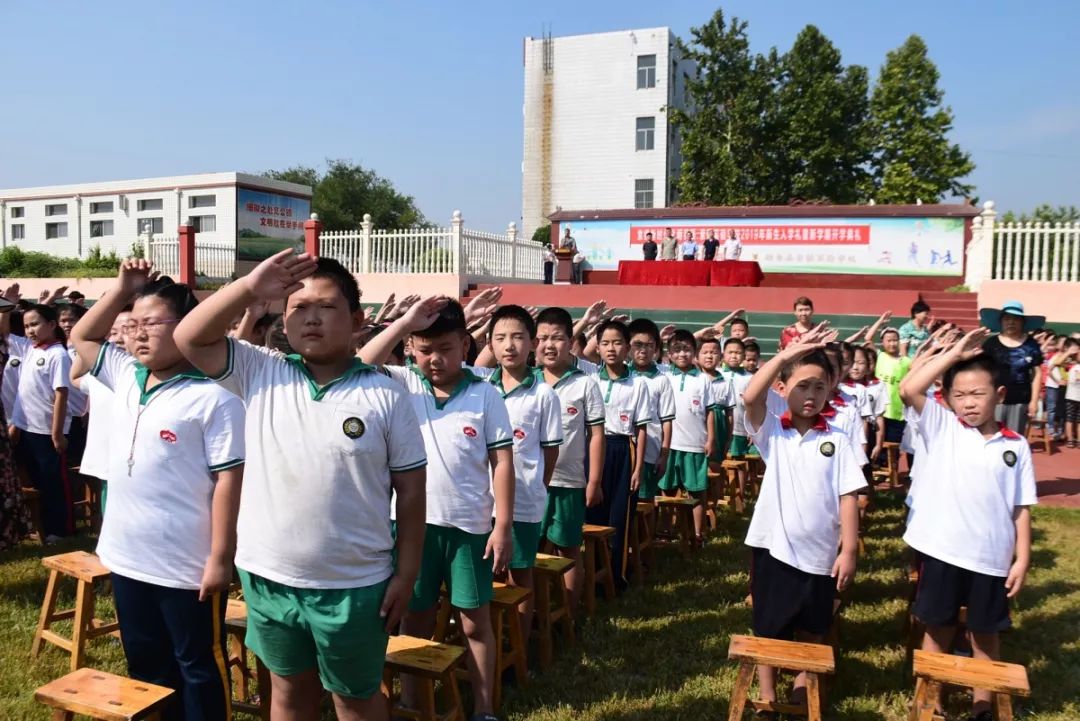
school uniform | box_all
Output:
[722,365,754,456]
[538,365,605,549]
[215,339,426,700]
[904,401,1037,633]
[702,370,734,461]
[77,374,114,512]
[92,342,245,721]
[2,335,29,423]
[659,367,719,494]
[822,391,869,467]
[12,341,73,538]
[384,365,512,612]
[633,363,676,500]
[65,346,90,466]
[903,388,941,514]
[745,406,866,640]
[585,364,652,586]
[480,367,563,569]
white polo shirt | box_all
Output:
[478,368,563,523]
[215,338,426,589]
[11,341,71,435]
[723,237,743,260]
[539,365,605,489]
[385,365,512,535]
[838,381,867,419]
[666,367,720,453]
[903,400,1038,577]
[634,364,676,464]
[77,374,114,480]
[2,335,30,422]
[66,346,89,418]
[590,364,652,437]
[862,379,887,420]
[722,366,753,438]
[91,343,245,590]
[745,409,866,575]
[702,370,735,412]
[823,392,868,466]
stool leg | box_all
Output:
[50,710,74,721]
[994,692,1014,721]
[583,539,597,616]
[419,678,438,721]
[806,672,822,721]
[629,513,643,587]
[678,509,693,557]
[915,680,941,721]
[506,603,529,688]
[70,579,94,671]
[32,569,61,658]
[443,670,465,721]
[536,573,553,670]
[557,577,575,646]
[727,661,754,721]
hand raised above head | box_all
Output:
[243,248,318,301]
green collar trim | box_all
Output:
[633,362,660,379]
[547,364,584,388]
[410,365,484,410]
[723,364,748,375]
[489,366,537,398]
[133,364,208,406]
[598,364,631,381]
[285,355,375,401]
[670,366,700,377]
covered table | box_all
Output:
[709,260,764,287]
[617,260,764,287]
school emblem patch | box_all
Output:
[619,413,630,423]
[819,441,836,458]
[342,417,365,439]
[1003,450,1017,467]
[513,428,526,440]
[692,399,701,406]
[36,358,45,366]
[159,429,177,444]
[566,406,579,416]
[463,425,478,438]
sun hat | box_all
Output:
[977,300,1046,333]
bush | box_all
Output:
[0,244,120,278]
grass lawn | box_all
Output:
[2,496,1078,720]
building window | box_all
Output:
[45,222,68,239]
[190,215,216,233]
[637,54,656,89]
[45,203,67,216]
[634,179,654,209]
[138,217,164,234]
[89,201,114,214]
[137,198,163,211]
[10,206,24,218]
[188,194,216,209]
[11,224,24,240]
[90,220,114,237]
[635,117,655,151]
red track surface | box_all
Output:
[1031,442,1080,509]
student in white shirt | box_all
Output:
[360,298,513,721]
[721,338,754,456]
[534,307,606,611]
[72,266,245,721]
[176,252,427,721]
[627,318,675,503]
[10,304,72,541]
[58,303,90,466]
[723,230,743,260]
[900,328,1036,721]
[742,328,864,709]
[697,337,734,462]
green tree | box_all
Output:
[774,25,871,203]
[867,35,974,203]
[265,159,426,231]
[1001,204,1080,224]
[531,223,553,245]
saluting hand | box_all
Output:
[242,248,318,301]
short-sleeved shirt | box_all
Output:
[642,240,658,261]
[980,336,1044,405]
[903,400,1038,577]
[1068,365,1080,403]
[66,347,89,418]
[723,238,743,260]
[590,364,652,437]
[861,379,887,420]
[702,370,735,411]
[91,343,245,590]
[702,238,720,260]
[838,381,868,419]
[215,339,427,589]
[2,335,30,422]
[385,365,512,534]
[721,366,753,437]
[633,364,676,464]
[745,410,866,575]
[479,368,563,523]
[898,320,931,359]
[77,374,114,480]
[11,341,71,434]
[875,352,912,421]
[822,392,868,466]
[666,367,719,453]
[778,324,807,351]
[540,366,605,489]
[680,240,698,258]
[660,236,678,260]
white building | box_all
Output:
[521,27,695,240]
[0,172,312,258]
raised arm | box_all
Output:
[899,327,990,414]
[862,311,893,348]
[356,296,449,367]
[71,260,153,378]
[743,323,833,431]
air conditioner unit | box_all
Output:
[118,195,128,212]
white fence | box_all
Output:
[967,202,1080,288]
[319,211,544,282]
[145,234,236,281]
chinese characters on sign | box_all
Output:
[244,202,304,230]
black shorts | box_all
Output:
[1066,399,1080,424]
[912,554,1010,634]
[750,547,836,640]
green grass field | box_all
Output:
[2,497,1077,720]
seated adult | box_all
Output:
[642,232,658,261]
[978,300,1045,434]
[778,296,815,350]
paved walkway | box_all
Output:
[1031,440,1080,508]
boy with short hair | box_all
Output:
[698,337,734,462]
[360,298,515,721]
[900,329,1036,721]
[728,317,750,340]
[627,318,675,503]
[743,329,864,708]
[742,340,761,373]
[721,338,753,457]
[534,307,606,610]
[658,330,717,542]
[175,251,428,721]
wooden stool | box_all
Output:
[490,582,530,711]
[383,635,466,721]
[22,486,43,542]
[654,496,698,557]
[629,502,655,585]
[532,553,575,670]
[35,667,174,720]
[581,524,616,616]
[1026,417,1053,454]
[909,649,1029,721]
[32,551,120,671]
[223,599,272,720]
[721,458,749,513]
[726,635,835,721]
[874,442,901,489]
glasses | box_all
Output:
[121,318,180,335]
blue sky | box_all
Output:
[2,1,1077,230]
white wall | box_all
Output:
[523,28,683,240]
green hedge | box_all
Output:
[0,245,121,278]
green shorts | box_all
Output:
[709,407,730,462]
[658,449,709,494]
[730,434,752,457]
[540,487,585,548]
[412,524,493,611]
[510,520,542,569]
[638,462,663,501]
[237,569,389,699]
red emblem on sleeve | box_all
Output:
[619,414,630,423]
[463,426,477,438]
[566,406,579,416]
[513,429,526,440]
[159,429,177,444]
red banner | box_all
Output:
[630,224,870,246]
